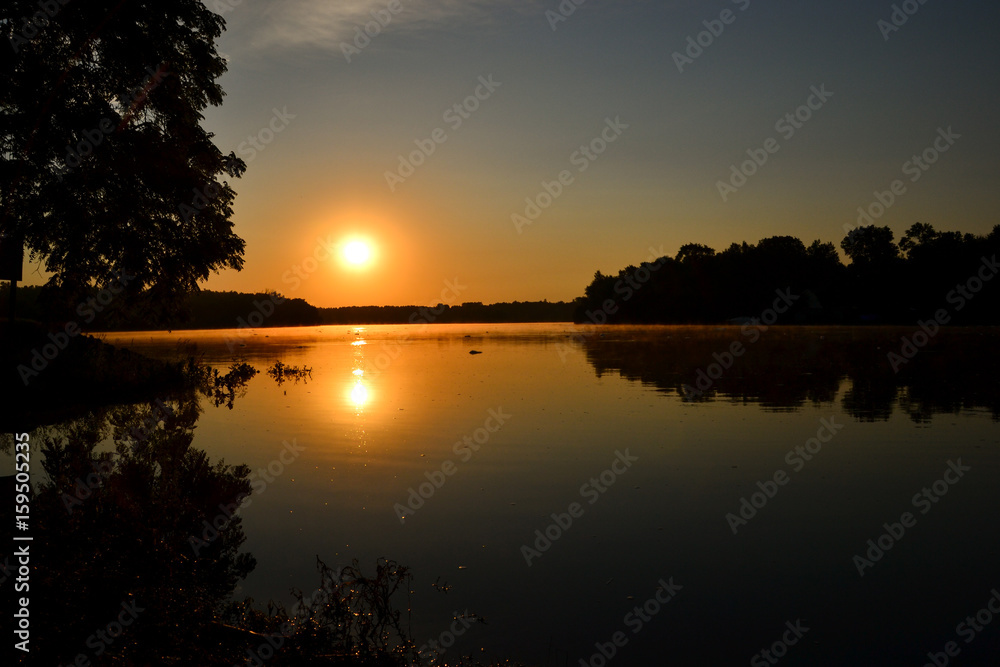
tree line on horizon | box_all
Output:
[574,223,1000,325]
[7,223,999,330]
[0,287,575,329]
[318,300,574,325]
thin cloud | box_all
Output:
[228,0,540,52]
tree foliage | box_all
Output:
[1,0,245,322]
[576,225,1000,324]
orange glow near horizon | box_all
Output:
[195,203,435,308]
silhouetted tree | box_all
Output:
[675,243,716,264]
[1,0,245,322]
[840,225,899,267]
[898,222,941,257]
[575,226,998,325]
[894,222,999,322]
[839,225,902,320]
[804,239,847,319]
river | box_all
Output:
[96,323,1000,665]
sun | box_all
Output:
[344,241,369,264]
[343,240,371,266]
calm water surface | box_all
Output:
[101,324,1000,665]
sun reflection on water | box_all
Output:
[349,379,369,409]
[348,328,371,414]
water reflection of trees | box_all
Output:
[33,397,256,664]
[267,360,313,387]
[17,366,427,666]
[581,326,1000,421]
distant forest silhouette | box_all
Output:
[0,287,574,329]
[5,223,998,329]
[575,223,1000,324]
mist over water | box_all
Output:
[93,323,1000,665]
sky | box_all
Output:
[36,0,1000,307]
